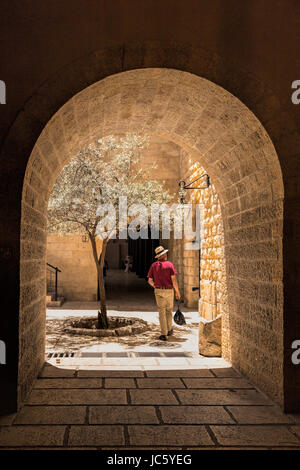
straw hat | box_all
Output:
[155,245,169,258]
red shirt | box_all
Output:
[147,260,177,289]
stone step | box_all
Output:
[46,296,65,307]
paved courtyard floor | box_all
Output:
[45,301,200,356]
[1,361,300,450]
[0,299,300,449]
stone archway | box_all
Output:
[18,68,284,412]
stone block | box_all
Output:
[176,389,273,405]
[159,405,234,424]
[27,389,127,405]
[145,369,214,378]
[199,300,217,321]
[39,365,76,378]
[130,389,179,405]
[137,378,185,388]
[0,425,66,447]
[34,378,102,389]
[291,426,300,439]
[182,378,254,389]
[104,378,136,388]
[14,406,86,424]
[78,370,144,377]
[198,315,222,356]
[128,425,214,447]
[210,425,300,447]
[90,406,159,424]
[227,406,295,424]
[68,425,125,447]
[210,367,241,377]
[0,413,17,425]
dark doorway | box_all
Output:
[128,231,157,280]
[97,229,158,306]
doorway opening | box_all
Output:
[100,228,157,309]
[19,68,284,410]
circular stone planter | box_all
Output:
[63,316,149,337]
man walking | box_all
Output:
[147,246,181,341]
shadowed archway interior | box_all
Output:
[20,68,283,409]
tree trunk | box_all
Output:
[89,234,109,329]
[97,270,107,328]
[97,238,109,328]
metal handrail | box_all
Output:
[46,263,61,273]
[46,263,62,301]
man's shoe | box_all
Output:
[167,329,173,336]
[159,335,167,341]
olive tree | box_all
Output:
[47,133,173,328]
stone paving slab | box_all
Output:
[14,406,87,425]
[3,355,298,449]
[104,378,136,388]
[210,425,300,447]
[137,378,185,388]
[145,369,214,378]
[78,369,145,377]
[159,405,234,424]
[90,406,159,424]
[130,389,179,405]
[92,359,158,366]
[34,378,102,389]
[40,366,76,378]
[128,425,214,446]
[27,389,127,405]
[68,425,125,446]
[0,413,16,425]
[227,406,296,424]
[176,389,273,405]
[0,425,66,447]
[289,415,300,423]
[155,358,193,366]
[291,426,300,438]
[210,368,241,378]
[182,378,254,389]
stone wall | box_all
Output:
[47,234,101,301]
[5,66,288,413]
[180,153,227,321]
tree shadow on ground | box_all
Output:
[46,315,197,352]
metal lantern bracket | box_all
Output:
[179,173,210,204]
[179,173,210,191]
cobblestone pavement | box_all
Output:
[1,361,300,449]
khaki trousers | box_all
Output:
[154,288,174,336]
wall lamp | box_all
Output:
[179,173,210,204]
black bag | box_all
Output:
[174,300,186,325]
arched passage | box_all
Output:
[18,69,284,411]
